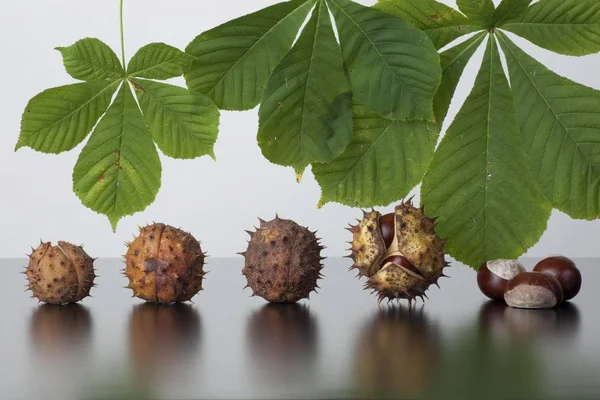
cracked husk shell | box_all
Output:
[125,223,206,304]
[24,241,96,304]
[348,200,448,303]
[241,216,324,303]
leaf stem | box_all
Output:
[120,0,126,71]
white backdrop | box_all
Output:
[1,0,599,259]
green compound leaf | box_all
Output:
[501,0,600,56]
[134,78,220,160]
[434,32,486,128]
[492,0,533,26]
[375,0,481,50]
[73,84,161,231]
[185,0,315,110]
[16,81,119,154]
[421,37,551,268]
[498,32,600,219]
[258,0,352,174]
[456,0,495,27]
[314,103,437,208]
[128,43,195,80]
[328,0,441,121]
[56,38,124,82]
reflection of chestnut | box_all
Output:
[478,301,581,339]
[554,302,581,335]
[478,300,508,334]
[30,304,92,354]
[533,256,582,301]
[504,272,563,309]
[129,303,201,375]
[354,307,439,398]
[504,307,558,335]
[477,260,525,301]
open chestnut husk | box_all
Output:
[504,272,564,309]
[477,260,526,301]
[533,256,581,301]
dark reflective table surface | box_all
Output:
[1,258,599,400]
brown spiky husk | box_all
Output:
[241,216,324,303]
[348,200,449,304]
[125,223,206,304]
[25,241,96,304]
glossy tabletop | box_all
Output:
[1,257,599,400]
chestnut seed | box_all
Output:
[477,259,526,301]
[379,213,395,248]
[381,255,424,278]
[504,272,564,309]
[533,256,582,301]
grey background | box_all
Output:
[1,0,600,259]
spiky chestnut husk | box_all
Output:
[125,223,206,304]
[348,200,448,304]
[24,241,96,304]
[240,215,325,303]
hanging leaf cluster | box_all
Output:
[185,0,442,180]
[16,39,220,230]
[377,0,600,267]
[15,0,600,270]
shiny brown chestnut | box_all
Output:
[381,255,424,278]
[504,272,564,309]
[477,259,526,301]
[379,213,395,248]
[533,256,582,301]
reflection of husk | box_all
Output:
[128,303,201,379]
[354,306,439,398]
[30,304,92,355]
[339,302,585,400]
[247,303,317,377]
